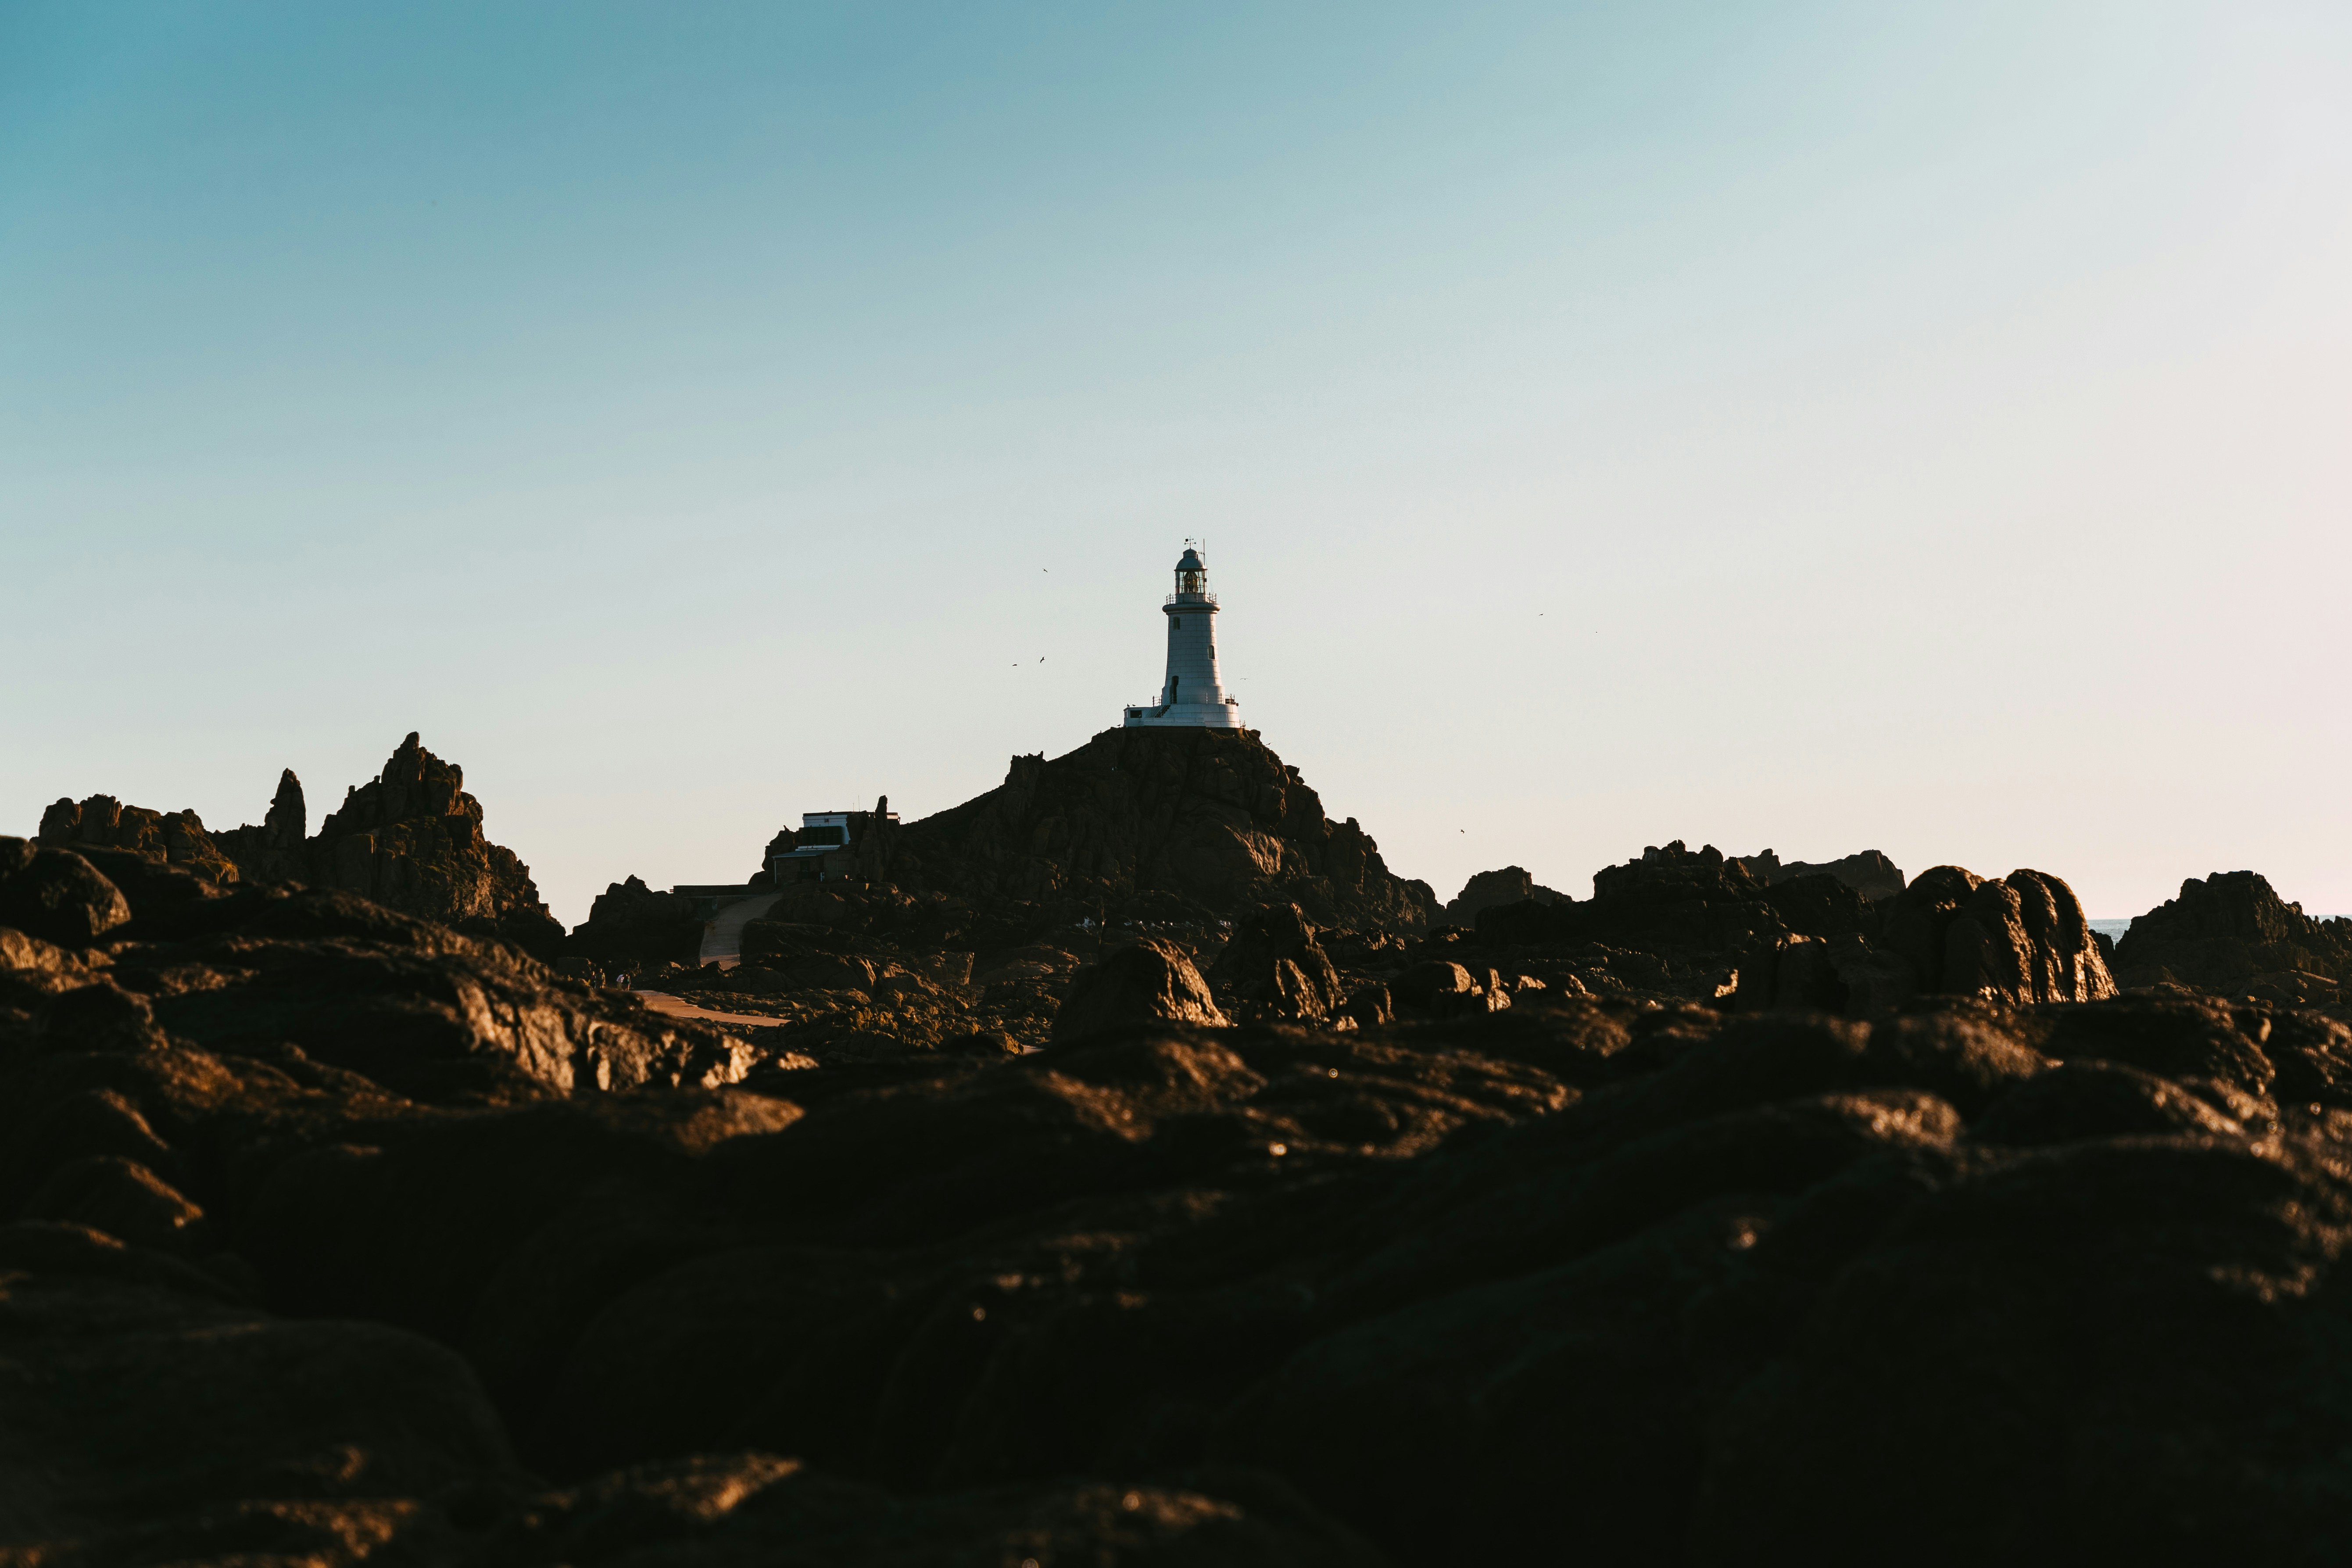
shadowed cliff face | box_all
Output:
[853,727,1438,934]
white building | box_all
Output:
[765,805,898,886]
[1124,545,1244,730]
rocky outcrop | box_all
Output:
[1479,841,1870,961]
[32,741,564,958]
[852,728,1438,934]
[1737,847,1907,900]
[304,733,564,955]
[2114,871,2352,1002]
[1471,843,2110,1016]
[1052,939,1228,1041]
[570,875,705,968]
[1883,866,2118,1005]
[213,768,309,885]
[1439,866,1565,927]
[38,795,239,885]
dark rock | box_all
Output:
[1877,865,2117,1004]
[1880,864,1983,991]
[0,1221,519,1561]
[1388,959,1512,1016]
[1054,939,1228,1042]
[36,979,170,1054]
[570,875,705,968]
[1441,866,1566,927]
[1973,1060,2242,1146]
[1389,959,1478,1010]
[1473,843,1879,1010]
[476,1453,1383,1566]
[0,845,132,945]
[1210,903,1345,1022]
[47,842,230,927]
[1342,984,1393,1027]
[24,1155,210,1253]
[851,728,1438,933]
[34,741,566,957]
[307,733,566,956]
[1737,848,1908,900]
[2113,870,2352,995]
[18,787,2352,1565]
[945,1027,1025,1057]
[214,767,310,885]
[1943,868,2117,1004]
[37,795,239,884]
[126,890,756,1099]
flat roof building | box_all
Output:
[768,806,897,886]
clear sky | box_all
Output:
[4,2,2348,926]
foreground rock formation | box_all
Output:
[7,827,2352,1563]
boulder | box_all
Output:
[1880,864,1984,990]
[0,1221,519,1562]
[1388,959,1511,1016]
[1210,903,1346,1021]
[1942,868,2117,1004]
[0,843,132,945]
[44,842,230,927]
[1052,939,1229,1041]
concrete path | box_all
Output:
[634,990,782,1029]
[699,892,782,969]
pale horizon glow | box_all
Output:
[4,3,2348,927]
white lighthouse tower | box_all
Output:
[1123,544,1243,730]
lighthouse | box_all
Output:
[1123,544,1244,729]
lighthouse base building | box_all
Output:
[1124,545,1244,730]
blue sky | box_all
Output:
[4,2,2348,924]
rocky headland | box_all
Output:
[9,732,2352,1564]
